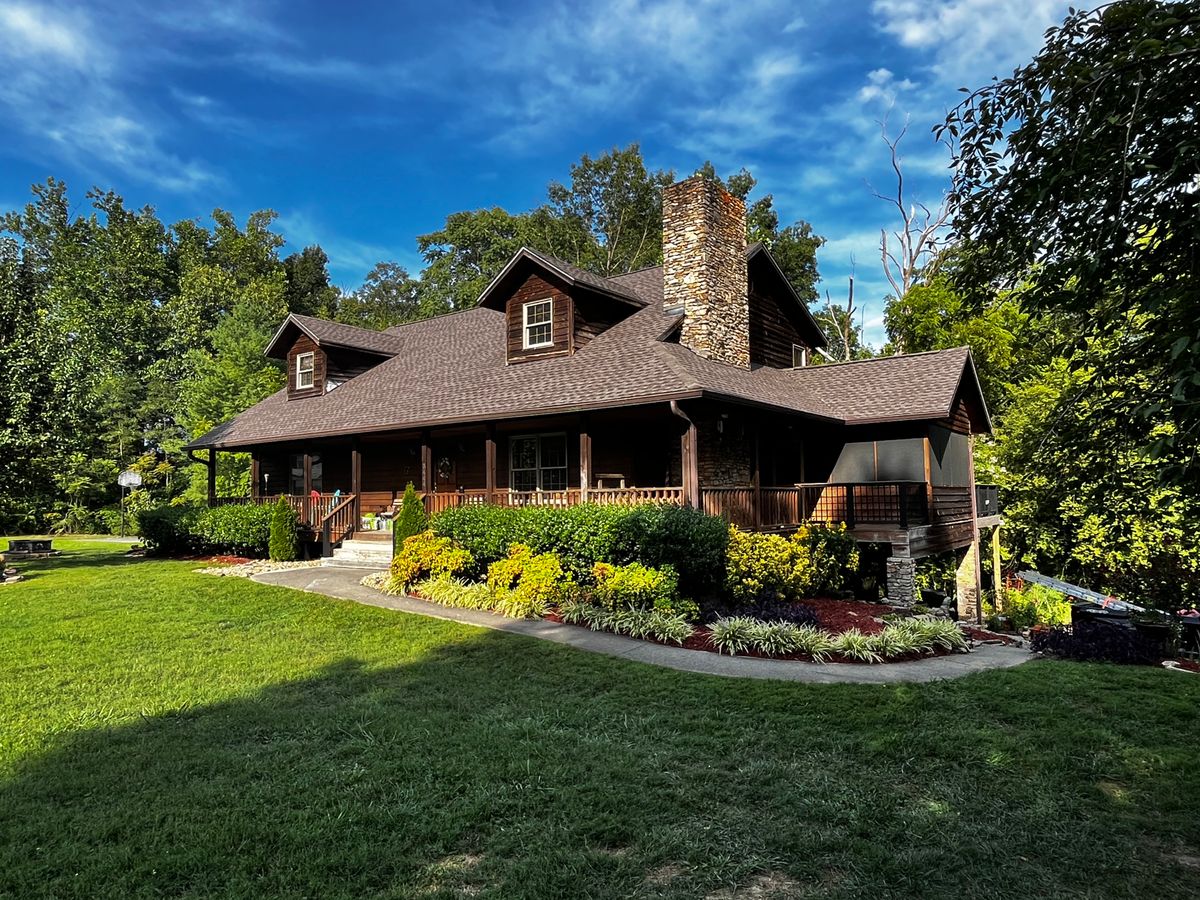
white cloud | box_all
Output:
[276,210,421,286]
[871,0,1070,83]
[0,2,98,67]
[0,1,218,191]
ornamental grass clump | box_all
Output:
[708,616,761,655]
[832,629,883,664]
[410,574,495,611]
[558,597,694,645]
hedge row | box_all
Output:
[432,502,728,597]
[137,502,293,558]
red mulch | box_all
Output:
[804,598,891,635]
[1176,659,1200,673]
[961,625,1021,646]
[198,555,254,565]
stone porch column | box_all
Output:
[956,539,983,621]
[886,556,916,605]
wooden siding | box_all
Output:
[573,292,628,349]
[748,288,813,369]
[325,347,390,382]
[506,274,573,363]
[286,335,325,399]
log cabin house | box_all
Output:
[185,176,1000,607]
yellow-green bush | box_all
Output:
[1003,583,1071,629]
[726,523,861,602]
[591,561,697,621]
[725,527,797,601]
[390,530,474,590]
[486,544,569,618]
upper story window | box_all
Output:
[792,344,809,368]
[296,351,315,389]
[522,299,554,349]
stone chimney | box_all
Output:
[662,176,750,368]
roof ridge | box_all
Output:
[800,346,969,371]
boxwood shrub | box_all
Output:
[136,505,201,555]
[192,503,274,557]
[433,502,727,595]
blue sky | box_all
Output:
[0,0,1070,344]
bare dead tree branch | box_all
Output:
[870,117,952,351]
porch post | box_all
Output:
[579,416,592,502]
[207,449,217,505]
[351,442,362,525]
[420,429,433,495]
[751,418,761,529]
[250,453,261,501]
[965,434,983,623]
[303,451,313,523]
[682,418,700,509]
[485,424,497,504]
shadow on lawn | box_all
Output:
[3,630,1200,899]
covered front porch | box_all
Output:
[202,398,994,559]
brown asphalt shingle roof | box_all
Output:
[189,255,987,450]
[265,313,407,358]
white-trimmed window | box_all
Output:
[296,351,315,389]
[792,344,809,368]
[522,298,554,349]
[509,433,568,492]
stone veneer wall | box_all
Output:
[695,409,753,486]
[662,177,750,369]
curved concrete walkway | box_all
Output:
[252,566,1032,685]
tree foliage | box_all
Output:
[939,0,1200,458]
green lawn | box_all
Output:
[2,543,1199,899]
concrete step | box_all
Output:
[353,530,393,543]
[321,538,393,571]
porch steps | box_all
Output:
[321,536,393,570]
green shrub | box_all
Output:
[393,482,429,556]
[434,502,728,593]
[486,544,569,617]
[137,505,200,555]
[1004,583,1071,629]
[391,530,474,589]
[608,503,728,596]
[725,527,797,602]
[193,503,274,556]
[791,523,860,595]
[591,561,697,621]
[269,498,299,561]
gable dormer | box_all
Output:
[746,243,827,369]
[265,314,402,399]
[477,247,646,364]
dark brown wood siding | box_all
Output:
[286,335,325,400]
[573,293,627,349]
[325,347,389,383]
[748,288,813,369]
[506,274,573,363]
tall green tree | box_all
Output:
[939,0,1200,463]
[283,245,340,317]
[334,261,429,329]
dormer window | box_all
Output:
[296,352,315,389]
[522,299,554,349]
[792,344,809,368]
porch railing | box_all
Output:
[420,486,685,515]
[320,493,357,556]
[701,482,994,530]
[214,493,343,527]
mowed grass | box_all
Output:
[1,543,1199,899]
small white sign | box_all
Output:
[118,470,143,488]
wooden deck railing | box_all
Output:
[214,482,997,538]
[420,486,686,515]
[701,482,992,530]
[319,493,357,555]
